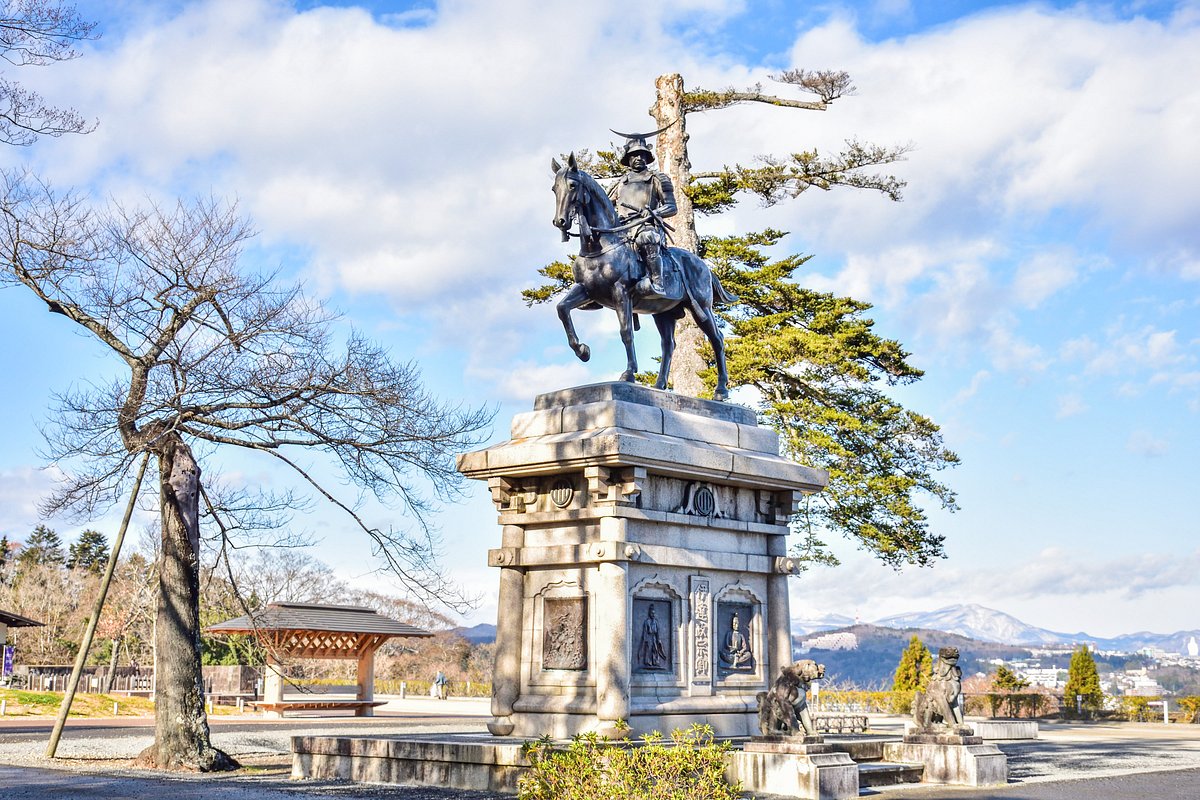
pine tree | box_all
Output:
[1063,645,1104,718]
[891,634,932,713]
[16,524,65,569]
[66,529,110,574]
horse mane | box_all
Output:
[570,167,618,227]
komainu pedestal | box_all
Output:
[457,383,827,738]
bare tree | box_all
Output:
[0,172,491,770]
[0,0,97,145]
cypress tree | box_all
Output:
[891,634,932,713]
[1063,645,1104,718]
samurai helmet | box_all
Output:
[611,121,676,166]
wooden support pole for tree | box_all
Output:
[46,453,151,758]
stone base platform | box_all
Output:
[292,732,861,799]
[292,734,528,794]
[882,739,1008,786]
[972,719,1039,739]
[727,745,858,799]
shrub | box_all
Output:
[1118,696,1160,722]
[518,724,741,800]
[1178,696,1200,723]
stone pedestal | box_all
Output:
[731,737,858,799]
[884,727,1007,786]
[457,383,827,739]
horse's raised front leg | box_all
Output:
[556,282,592,363]
[613,280,637,382]
[652,313,675,391]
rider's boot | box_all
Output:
[639,247,668,298]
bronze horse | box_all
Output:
[550,154,736,401]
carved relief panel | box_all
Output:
[716,601,756,675]
[542,596,587,671]
[632,598,672,674]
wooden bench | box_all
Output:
[251,699,387,717]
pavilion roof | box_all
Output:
[0,609,44,628]
[205,602,434,638]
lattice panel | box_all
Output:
[262,630,386,659]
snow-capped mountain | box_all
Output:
[869,603,1200,653]
[872,603,1080,645]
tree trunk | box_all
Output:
[135,437,235,771]
[652,73,707,399]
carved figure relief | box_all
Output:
[717,603,755,672]
[633,599,671,672]
[542,597,587,670]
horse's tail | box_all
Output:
[711,271,738,306]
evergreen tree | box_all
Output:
[1063,645,1104,718]
[890,634,932,713]
[0,534,9,570]
[16,524,65,569]
[66,529,110,574]
[992,664,1028,691]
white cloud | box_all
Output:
[949,370,989,406]
[1055,393,1087,419]
[1012,251,1080,308]
[0,467,59,534]
[796,546,1200,620]
[1126,429,1169,457]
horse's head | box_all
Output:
[551,152,580,242]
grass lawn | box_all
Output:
[0,688,242,717]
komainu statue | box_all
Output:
[757,659,825,737]
[913,647,965,729]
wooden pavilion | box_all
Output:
[0,608,43,647]
[206,601,433,717]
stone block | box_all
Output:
[971,719,1038,739]
[737,423,780,454]
[882,741,1008,786]
[534,381,756,425]
[661,408,740,447]
[510,409,563,438]
[729,748,858,799]
[562,400,664,435]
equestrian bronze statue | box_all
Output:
[550,134,737,401]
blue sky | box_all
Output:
[1,0,1198,638]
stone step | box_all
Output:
[857,761,925,788]
[827,736,901,763]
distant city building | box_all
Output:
[801,631,858,652]
[1016,667,1064,689]
[1188,636,1199,658]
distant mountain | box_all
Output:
[792,612,857,637]
[873,603,1077,645]
[453,623,496,644]
[794,623,1031,688]
[869,603,1200,654]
